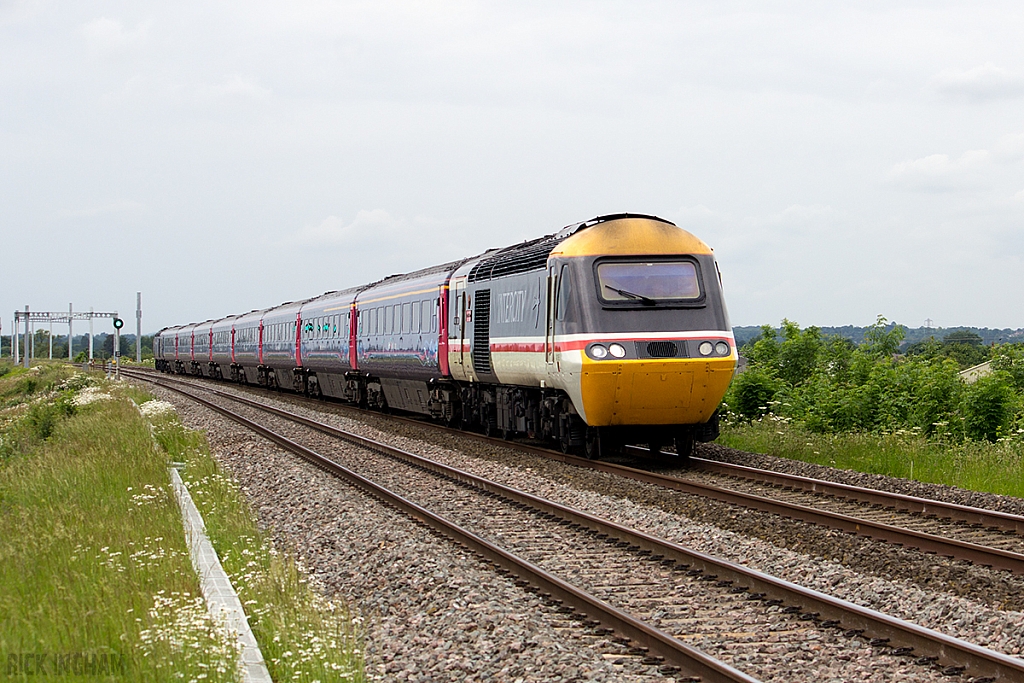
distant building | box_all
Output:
[959,360,993,384]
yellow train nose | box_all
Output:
[580,356,735,426]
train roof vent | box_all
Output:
[468,234,563,282]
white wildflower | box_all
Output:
[140,400,177,418]
[73,386,113,406]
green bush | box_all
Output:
[991,344,1024,391]
[731,319,1024,445]
[729,367,782,419]
[25,392,76,440]
[961,373,1015,442]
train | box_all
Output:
[154,213,737,459]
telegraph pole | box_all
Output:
[23,305,29,368]
[136,292,142,363]
[69,303,74,362]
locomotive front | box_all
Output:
[543,216,736,453]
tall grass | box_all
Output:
[150,407,365,682]
[0,376,239,681]
[2,365,364,680]
[719,415,1024,498]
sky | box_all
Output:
[2,1,1023,336]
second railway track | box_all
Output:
[129,367,1024,577]
[129,369,1024,682]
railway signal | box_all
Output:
[113,317,123,379]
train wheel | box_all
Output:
[585,428,621,460]
[584,428,602,459]
[674,433,694,465]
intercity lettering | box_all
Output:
[494,290,527,325]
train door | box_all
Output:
[544,265,558,372]
[349,305,358,370]
[451,279,467,373]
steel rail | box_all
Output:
[138,373,759,683]
[683,455,1024,535]
[127,369,1024,575]
[133,371,1024,682]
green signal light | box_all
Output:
[113,318,124,329]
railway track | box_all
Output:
[128,369,1024,682]
[123,368,1024,576]
[677,457,1024,561]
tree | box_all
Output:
[861,315,906,358]
[944,330,983,346]
[777,320,821,386]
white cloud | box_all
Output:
[81,17,150,53]
[995,132,1024,162]
[768,204,836,225]
[198,75,272,101]
[929,62,1024,101]
[272,210,479,287]
[56,200,146,218]
[886,150,992,190]
[672,204,728,229]
[285,210,404,248]
[1014,189,1024,202]
[0,0,53,27]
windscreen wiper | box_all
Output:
[604,284,656,306]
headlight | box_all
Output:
[589,344,608,359]
[715,341,730,356]
[609,343,626,358]
[698,341,713,356]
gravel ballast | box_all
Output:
[154,385,671,682]
[142,378,1024,679]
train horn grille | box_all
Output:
[638,341,678,358]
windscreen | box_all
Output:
[597,261,701,303]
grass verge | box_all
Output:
[1,361,364,681]
[1,364,239,681]
[146,398,365,682]
[719,416,1024,498]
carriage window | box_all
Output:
[403,302,412,334]
[412,302,420,333]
